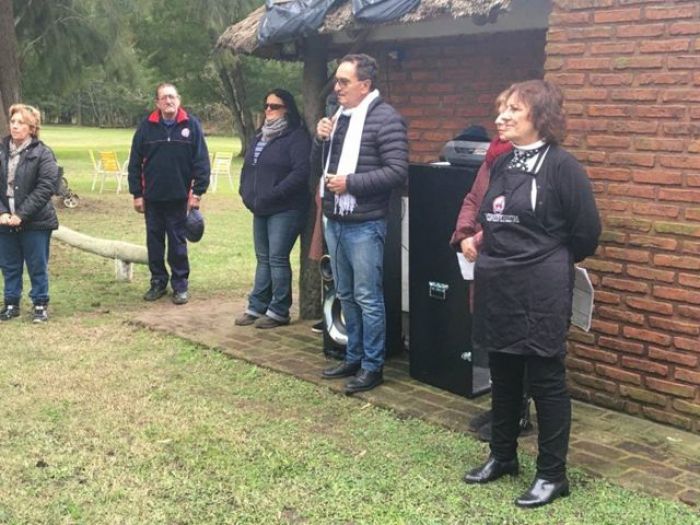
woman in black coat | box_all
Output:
[235,89,311,329]
[463,80,601,508]
[0,104,59,323]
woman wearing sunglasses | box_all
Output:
[236,89,311,329]
[0,104,59,323]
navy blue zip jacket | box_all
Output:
[0,136,59,231]
[127,108,210,201]
[239,126,311,216]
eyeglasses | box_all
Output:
[264,103,285,110]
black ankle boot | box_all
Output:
[515,477,570,508]
[463,456,519,484]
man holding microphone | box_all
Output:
[313,54,408,394]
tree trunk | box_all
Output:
[0,0,21,131]
[215,52,255,158]
[298,35,328,320]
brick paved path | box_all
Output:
[134,298,700,508]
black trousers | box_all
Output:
[145,199,189,292]
[489,352,570,481]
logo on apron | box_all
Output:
[493,195,505,214]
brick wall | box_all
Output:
[371,30,547,163]
[546,0,699,431]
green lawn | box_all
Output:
[0,126,696,523]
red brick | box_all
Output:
[582,258,624,274]
[653,254,700,271]
[587,166,631,181]
[663,122,700,136]
[548,43,587,55]
[572,344,618,364]
[597,306,645,325]
[662,89,700,102]
[566,89,610,101]
[598,336,645,355]
[591,318,620,336]
[569,372,618,393]
[627,264,675,283]
[594,8,641,23]
[589,42,636,55]
[613,56,663,70]
[649,316,700,336]
[566,356,595,373]
[568,58,614,70]
[600,230,627,244]
[645,6,696,20]
[609,152,655,167]
[634,105,686,118]
[601,277,649,294]
[616,23,665,38]
[683,240,700,254]
[689,174,700,187]
[634,138,685,152]
[604,247,650,263]
[668,54,700,70]
[679,273,700,289]
[621,356,669,377]
[550,12,591,25]
[556,0,615,9]
[675,368,700,385]
[595,364,642,385]
[605,216,653,233]
[623,326,672,346]
[649,347,698,368]
[611,89,659,102]
[632,202,680,219]
[678,304,700,321]
[639,72,690,86]
[670,22,700,35]
[658,188,700,203]
[608,120,658,133]
[619,385,668,407]
[639,39,691,54]
[547,73,586,85]
[566,26,616,40]
[628,234,678,251]
[589,73,633,86]
[632,171,682,186]
[608,184,656,199]
[646,377,696,399]
[596,291,621,305]
[597,199,629,212]
[625,297,674,315]
[675,337,700,353]
[654,286,700,305]
[642,406,693,430]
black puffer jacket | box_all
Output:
[0,136,59,231]
[312,97,408,222]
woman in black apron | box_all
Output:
[463,80,601,508]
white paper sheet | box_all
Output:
[571,266,594,332]
[456,253,475,281]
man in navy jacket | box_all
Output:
[128,83,210,305]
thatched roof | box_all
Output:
[217,0,511,58]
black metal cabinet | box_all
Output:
[408,163,490,397]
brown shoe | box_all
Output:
[254,315,289,329]
[234,313,258,326]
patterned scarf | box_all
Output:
[7,137,32,198]
[260,116,288,142]
[508,143,546,172]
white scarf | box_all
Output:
[323,89,380,216]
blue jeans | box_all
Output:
[324,218,387,372]
[0,229,52,305]
[247,209,305,322]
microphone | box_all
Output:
[325,93,339,118]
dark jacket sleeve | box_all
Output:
[346,106,408,196]
[190,118,210,196]
[450,162,490,250]
[558,154,601,262]
[268,128,311,205]
[15,147,58,221]
[127,124,145,197]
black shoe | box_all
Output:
[515,477,570,508]
[344,369,383,395]
[321,361,361,379]
[32,304,48,323]
[0,303,20,321]
[468,409,492,432]
[172,290,189,305]
[143,285,167,301]
[255,315,289,329]
[234,312,258,326]
[463,456,519,484]
[311,320,324,333]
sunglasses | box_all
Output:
[264,103,286,110]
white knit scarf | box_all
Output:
[323,89,380,216]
